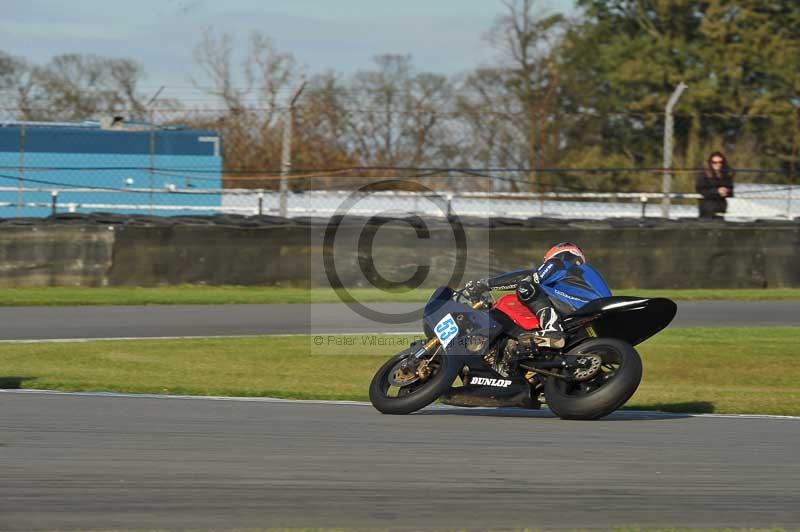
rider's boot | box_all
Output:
[532,307,565,349]
[516,282,565,349]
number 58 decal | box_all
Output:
[434,313,459,348]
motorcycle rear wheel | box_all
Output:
[369,343,461,415]
[544,338,642,420]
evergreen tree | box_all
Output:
[557,0,800,189]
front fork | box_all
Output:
[412,337,441,359]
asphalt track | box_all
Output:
[1,300,799,340]
[1,303,798,529]
[1,391,798,530]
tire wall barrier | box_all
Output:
[1,217,799,288]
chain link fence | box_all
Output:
[217,185,800,220]
[0,119,222,217]
[2,183,795,221]
[0,107,797,220]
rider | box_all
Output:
[463,242,611,349]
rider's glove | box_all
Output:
[516,279,538,302]
[464,278,490,298]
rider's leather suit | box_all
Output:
[483,252,612,332]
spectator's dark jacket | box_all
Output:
[695,168,734,218]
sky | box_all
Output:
[2,0,575,102]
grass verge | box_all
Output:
[1,327,798,416]
[1,286,800,306]
[0,286,428,306]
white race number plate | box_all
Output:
[434,313,459,348]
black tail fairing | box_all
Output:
[562,296,677,347]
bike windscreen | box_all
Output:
[423,286,456,319]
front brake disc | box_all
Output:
[388,358,421,387]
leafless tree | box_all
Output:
[295,71,359,174]
[455,0,565,190]
[190,29,303,187]
[340,55,456,171]
[30,54,149,120]
[0,51,40,120]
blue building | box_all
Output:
[0,119,223,218]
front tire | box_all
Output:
[369,344,462,415]
[544,338,642,420]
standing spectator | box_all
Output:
[695,151,735,219]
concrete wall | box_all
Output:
[0,225,114,286]
[1,216,798,288]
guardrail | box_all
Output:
[0,185,796,220]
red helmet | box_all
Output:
[543,242,585,263]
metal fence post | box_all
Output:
[662,82,688,218]
[279,79,307,218]
[51,191,58,215]
[790,109,800,219]
[149,126,155,215]
[18,124,25,217]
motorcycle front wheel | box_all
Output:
[369,342,462,415]
[544,338,642,420]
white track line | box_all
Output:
[0,388,371,406]
[1,389,798,421]
[0,331,423,344]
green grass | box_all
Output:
[0,286,430,306]
[1,327,798,416]
[1,285,800,306]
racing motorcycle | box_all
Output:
[369,286,676,420]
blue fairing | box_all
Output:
[422,287,503,357]
[540,264,611,310]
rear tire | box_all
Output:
[544,338,642,420]
[369,345,462,415]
